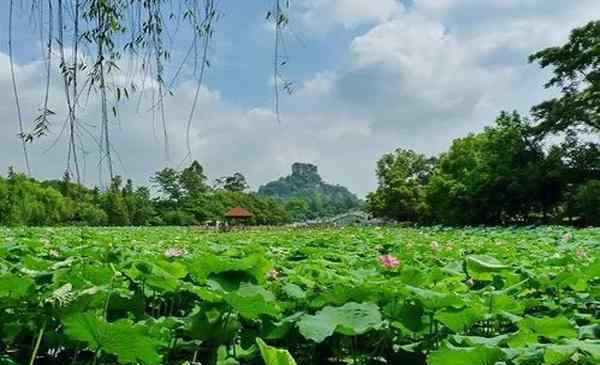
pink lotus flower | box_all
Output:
[267,268,280,280]
[378,255,400,269]
[164,247,187,258]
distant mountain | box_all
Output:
[258,163,361,220]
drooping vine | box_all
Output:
[268,0,293,124]
[184,0,217,163]
[11,0,294,185]
[8,0,32,176]
[32,0,55,142]
[57,0,82,183]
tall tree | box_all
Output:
[215,172,249,192]
[530,20,600,134]
[426,112,551,225]
[367,149,436,222]
[151,168,183,202]
[179,161,209,197]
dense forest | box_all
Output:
[367,21,600,227]
[0,162,362,226]
[367,113,600,226]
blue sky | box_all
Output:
[1,0,600,196]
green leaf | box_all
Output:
[223,283,280,319]
[577,340,600,361]
[543,344,578,365]
[385,300,426,333]
[282,283,306,300]
[217,346,240,365]
[428,344,505,365]
[452,334,509,347]
[63,312,164,364]
[405,286,463,310]
[298,302,382,343]
[466,255,508,281]
[436,306,485,333]
[186,254,270,285]
[126,258,187,293]
[0,274,34,299]
[508,316,577,348]
[185,307,241,344]
[256,338,297,365]
[578,324,599,340]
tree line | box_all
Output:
[0,160,363,226]
[0,163,289,226]
[367,21,600,227]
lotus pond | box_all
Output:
[0,226,599,365]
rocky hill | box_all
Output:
[259,163,361,220]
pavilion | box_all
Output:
[224,207,254,225]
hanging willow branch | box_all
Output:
[268,0,292,124]
[15,0,296,185]
[31,0,55,141]
[9,0,32,176]
[84,0,127,181]
[184,0,217,163]
[71,0,83,183]
[57,0,82,184]
[149,0,171,162]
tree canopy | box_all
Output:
[368,112,599,226]
[530,20,600,134]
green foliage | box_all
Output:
[529,20,600,134]
[180,161,209,196]
[297,302,382,342]
[151,167,184,203]
[64,312,164,364]
[466,255,509,281]
[256,338,297,365]
[0,225,599,365]
[428,345,505,365]
[571,180,600,226]
[425,112,553,225]
[215,173,250,193]
[367,149,435,223]
[0,161,291,227]
[508,316,578,348]
[370,111,599,226]
[259,163,361,220]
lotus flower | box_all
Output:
[576,247,588,259]
[563,233,573,241]
[164,247,187,258]
[267,268,280,280]
[48,249,60,257]
[431,241,440,253]
[378,254,400,269]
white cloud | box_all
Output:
[315,0,600,137]
[0,51,385,196]
[294,0,404,32]
[3,1,600,197]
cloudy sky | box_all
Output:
[1,0,599,196]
